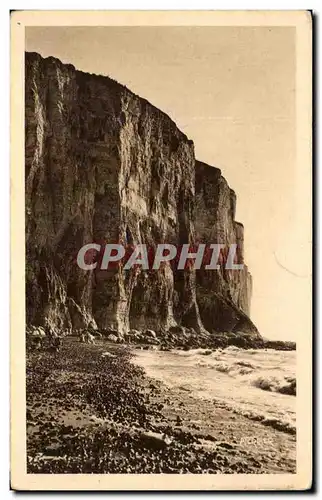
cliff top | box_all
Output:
[25,51,192,145]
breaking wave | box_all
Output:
[252,375,296,396]
[134,347,296,434]
[186,348,296,396]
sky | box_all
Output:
[26,26,306,341]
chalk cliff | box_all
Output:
[195,161,256,334]
[25,51,259,338]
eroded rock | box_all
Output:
[25,51,259,344]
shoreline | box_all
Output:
[100,326,296,352]
[26,338,296,474]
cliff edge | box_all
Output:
[25,51,259,340]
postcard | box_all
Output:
[10,10,312,491]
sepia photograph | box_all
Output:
[10,10,312,491]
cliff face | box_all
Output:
[25,51,258,337]
[195,162,256,334]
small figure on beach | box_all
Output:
[48,336,62,353]
[79,330,96,344]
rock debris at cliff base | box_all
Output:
[25,50,258,340]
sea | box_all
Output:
[134,346,296,434]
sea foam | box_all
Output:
[134,347,296,434]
